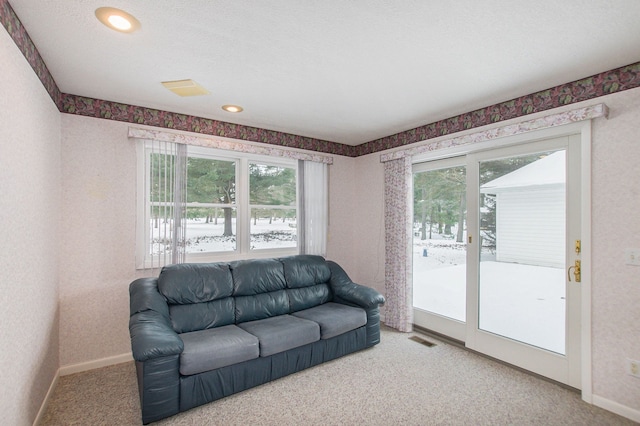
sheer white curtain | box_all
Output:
[137,139,187,269]
[299,160,328,256]
[383,156,413,332]
[171,143,187,264]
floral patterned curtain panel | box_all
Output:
[383,156,413,332]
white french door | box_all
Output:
[412,157,468,342]
[412,133,582,388]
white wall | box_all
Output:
[348,88,640,418]
[325,154,358,273]
[59,115,141,366]
[0,29,61,425]
[349,151,387,295]
[590,87,640,414]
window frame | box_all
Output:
[137,142,299,268]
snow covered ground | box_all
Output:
[150,218,297,254]
[413,236,566,354]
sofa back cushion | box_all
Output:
[235,290,290,322]
[231,258,290,323]
[281,255,332,312]
[158,263,233,304]
[156,256,333,333]
[281,255,331,288]
[169,298,235,333]
[230,258,287,295]
[287,284,331,312]
[158,263,235,333]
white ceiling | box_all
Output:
[9,1,640,145]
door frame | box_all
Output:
[411,120,592,400]
[465,135,580,387]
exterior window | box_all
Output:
[186,157,237,253]
[249,162,297,250]
[138,142,298,267]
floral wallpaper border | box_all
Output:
[380,103,609,162]
[2,0,640,158]
[0,0,61,110]
[59,94,351,157]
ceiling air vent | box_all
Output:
[161,79,210,97]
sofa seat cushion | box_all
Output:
[292,302,367,340]
[179,325,259,376]
[238,315,320,357]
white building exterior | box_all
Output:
[481,151,566,268]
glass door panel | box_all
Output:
[477,149,566,354]
[413,162,467,325]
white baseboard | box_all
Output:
[59,352,133,376]
[34,353,133,425]
[592,394,640,423]
[32,371,59,426]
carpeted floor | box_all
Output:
[40,326,636,425]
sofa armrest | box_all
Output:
[327,261,385,309]
[129,277,183,362]
[130,277,171,317]
[130,310,184,362]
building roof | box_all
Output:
[481,150,565,193]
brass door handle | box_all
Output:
[568,260,581,282]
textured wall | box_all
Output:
[349,88,640,416]
[325,155,357,274]
[351,152,386,295]
[590,88,640,411]
[59,115,140,366]
[0,28,60,425]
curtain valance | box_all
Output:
[129,127,333,165]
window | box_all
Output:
[137,141,300,268]
[185,155,238,253]
[249,162,297,250]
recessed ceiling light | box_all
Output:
[222,105,244,113]
[95,7,140,33]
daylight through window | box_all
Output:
[137,141,299,268]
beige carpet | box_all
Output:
[41,327,636,425]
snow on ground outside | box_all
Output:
[150,218,296,254]
[413,234,565,354]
